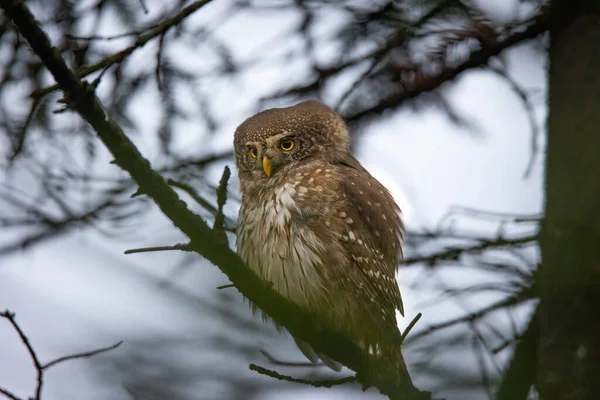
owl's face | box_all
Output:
[234,101,350,190]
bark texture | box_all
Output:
[539,1,600,398]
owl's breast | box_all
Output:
[237,182,324,306]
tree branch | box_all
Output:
[29,0,214,99]
[403,233,537,266]
[0,310,122,400]
[249,363,356,388]
[0,311,43,399]
[41,341,123,370]
[344,12,549,122]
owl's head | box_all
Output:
[234,101,350,184]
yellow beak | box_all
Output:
[262,156,272,177]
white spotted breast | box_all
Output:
[237,181,325,306]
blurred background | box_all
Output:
[0,0,547,399]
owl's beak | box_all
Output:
[262,156,272,177]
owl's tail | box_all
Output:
[295,337,424,397]
[294,336,414,387]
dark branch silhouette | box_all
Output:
[0,310,122,400]
[249,364,356,388]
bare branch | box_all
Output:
[405,292,535,344]
[124,243,190,254]
[343,12,549,122]
[0,311,122,400]
[213,166,230,234]
[42,341,123,370]
[29,0,214,99]
[400,313,423,344]
[403,233,537,266]
[0,198,118,257]
[216,283,235,290]
[0,310,43,399]
[0,387,21,400]
[249,364,356,388]
[487,65,544,178]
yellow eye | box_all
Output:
[280,138,294,151]
[249,147,257,159]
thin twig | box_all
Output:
[249,364,356,387]
[9,96,41,163]
[213,166,230,233]
[487,65,543,178]
[0,311,43,399]
[0,386,21,400]
[136,0,149,14]
[405,291,534,343]
[124,243,190,254]
[30,0,214,98]
[155,32,167,92]
[216,284,235,290]
[0,311,123,400]
[403,234,537,266]
[471,330,494,400]
[168,177,236,232]
[443,205,542,223]
[42,341,123,370]
[344,12,549,122]
[400,313,423,344]
[168,179,218,214]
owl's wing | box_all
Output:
[336,155,404,266]
[288,160,409,372]
[293,160,404,347]
[335,157,405,318]
[289,159,405,348]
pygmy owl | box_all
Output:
[234,100,408,376]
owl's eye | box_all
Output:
[280,138,295,151]
[249,147,257,159]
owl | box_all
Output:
[234,100,409,377]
